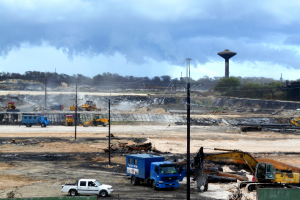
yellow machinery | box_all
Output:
[6,102,20,112]
[7,102,16,109]
[204,148,300,191]
[291,117,300,126]
[65,115,75,126]
[84,114,108,127]
[70,101,101,111]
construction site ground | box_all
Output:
[1,110,300,200]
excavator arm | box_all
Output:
[204,148,258,173]
[291,117,300,126]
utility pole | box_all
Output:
[108,78,112,165]
[108,99,111,165]
[75,84,77,140]
[186,58,192,200]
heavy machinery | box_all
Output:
[84,114,108,127]
[70,101,101,111]
[64,115,75,126]
[5,102,20,112]
[204,148,300,191]
[291,117,300,126]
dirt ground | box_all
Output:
[0,122,300,200]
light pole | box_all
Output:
[186,58,192,200]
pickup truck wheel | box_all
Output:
[131,176,138,185]
[69,190,77,196]
[99,190,108,197]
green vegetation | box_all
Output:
[212,78,300,101]
[213,77,241,96]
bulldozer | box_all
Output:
[84,114,108,127]
[204,147,300,191]
[64,115,75,126]
[70,101,101,111]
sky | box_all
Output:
[0,0,300,81]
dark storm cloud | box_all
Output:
[0,0,300,68]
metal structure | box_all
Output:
[218,49,236,78]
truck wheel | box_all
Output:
[29,124,32,127]
[152,180,157,190]
[131,176,139,185]
[99,190,108,197]
[69,190,77,196]
[41,123,45,127]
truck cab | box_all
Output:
[150,162,180,189]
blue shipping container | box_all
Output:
[126,154,164,179]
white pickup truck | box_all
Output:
[61,179,113,197]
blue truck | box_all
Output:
[22,115,50,127]
[126,154,186,189]
[50,104,64,110]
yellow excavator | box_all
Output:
[291,117,300,126]
[84,114,108,127]
[204,148,300,191]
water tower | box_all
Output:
[218,49,236,78]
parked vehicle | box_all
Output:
[61,179,113,197]
[50,104,64,110]
[64,115,75,126]
[22,115,50,127]
[126,154,185,189]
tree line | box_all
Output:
[0,71,219,90]
[213,77,300,101]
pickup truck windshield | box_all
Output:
[95,180,102,186]
[160,165,178,174]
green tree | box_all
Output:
[213,77,241,93]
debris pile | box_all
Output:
[176,118,221,126]
[103,141,169,154]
